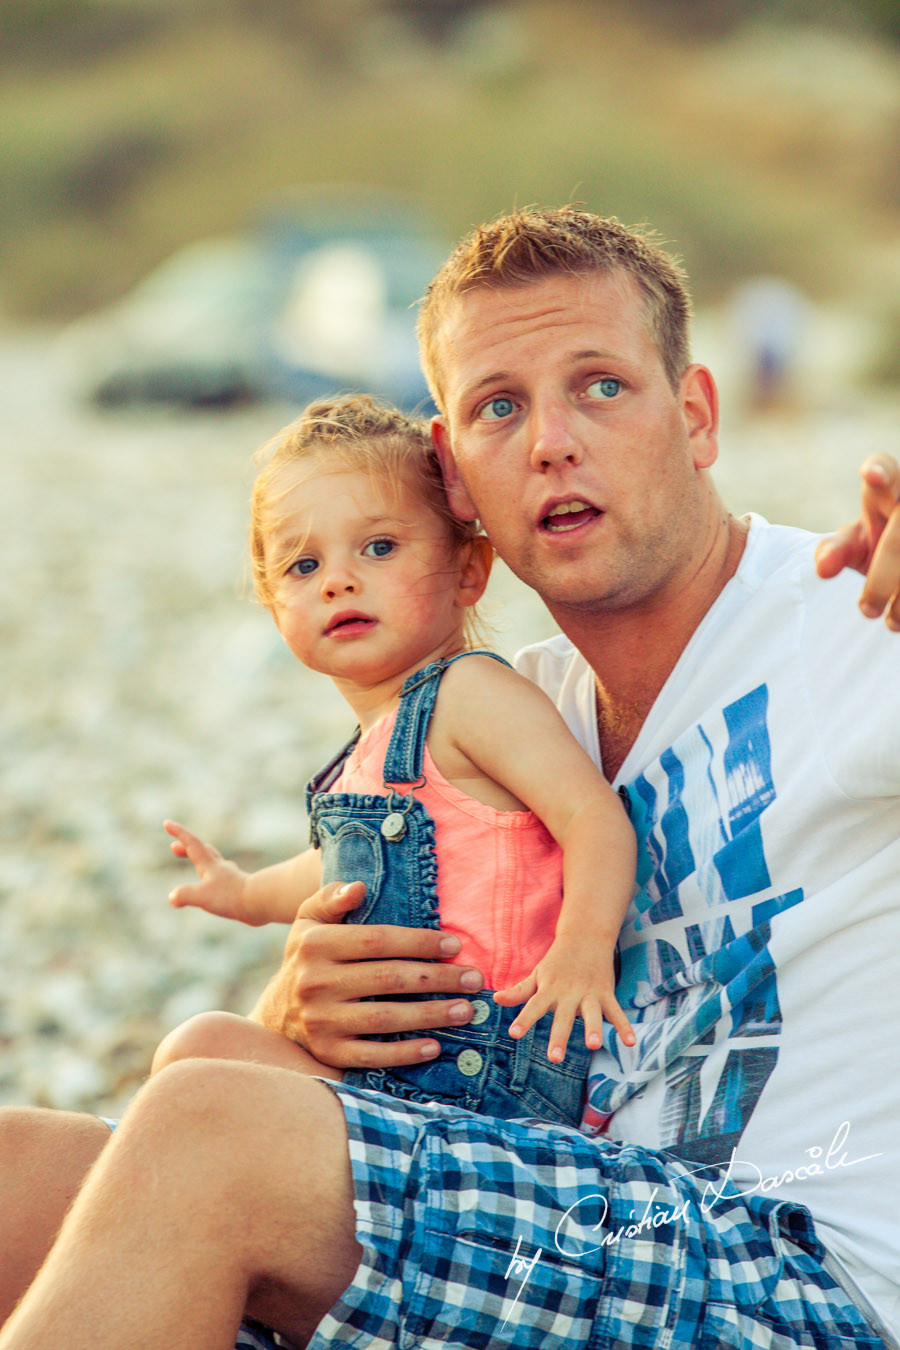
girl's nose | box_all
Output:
[320,565,358,600]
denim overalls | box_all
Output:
[305,652,590,1127]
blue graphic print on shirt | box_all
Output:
[587,685,804,1163]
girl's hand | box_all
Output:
[494,942,635,1063]
[163,819,257,925]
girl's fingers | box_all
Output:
[493,974,536,1008]
[508,990,551,1040]
[547,1008,576,1063]
[603,996,636,1047]
[163,819,218,870]
[579,998,606,1051]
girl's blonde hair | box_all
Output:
[250,394,488,623]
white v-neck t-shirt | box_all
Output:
[515,514,900,1332]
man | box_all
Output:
[2,208,900,1349]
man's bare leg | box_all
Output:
[0,1108,109,1324]
[0,1059,362,1350]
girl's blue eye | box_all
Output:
[290,557,318,576]
[588,378,621,400]
[480,396,516,421]
[364,538,395,558]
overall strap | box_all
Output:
[304,727,362,817]
[381,649,512,785]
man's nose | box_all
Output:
[528,397,583,470]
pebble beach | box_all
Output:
[1,317,894,1117]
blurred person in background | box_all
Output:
[730,275,810,412]
[1,208,900,1350]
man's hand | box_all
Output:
[815,454,900,629]
[250,881,483,1070]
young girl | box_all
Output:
[158,394,636,1128]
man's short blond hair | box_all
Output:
[417,207,692,409]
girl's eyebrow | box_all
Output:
[271,515,413,553]
[359,513,417,528]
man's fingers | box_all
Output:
[860,452,900,501]
[815,523,868,579]
[334,1036,446,1070]
[859,502,900,623]
[330,955,483,1003]
[294,881,367,925]
[298,918,467,968]
[327,995,475,1045]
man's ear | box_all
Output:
[456,534,493,610]
[432,417,478,522]
[680,364,719,470]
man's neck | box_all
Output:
[549,510,750,782]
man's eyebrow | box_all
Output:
[459,351,619,401]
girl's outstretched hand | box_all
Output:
[164,819,255,924]
[494,940,635,1063]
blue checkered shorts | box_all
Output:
[289,1081,885,1350]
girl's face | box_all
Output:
[263,462,474,692]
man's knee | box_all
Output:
[130,1057,341,1170]
[117,1061,354,1262]
[0,1105,108,1176]
[151,1010,253,1075]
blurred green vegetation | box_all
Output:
[4,0,900,320]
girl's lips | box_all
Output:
[324,612,376,637]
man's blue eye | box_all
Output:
[481,397,516,421]
[364,538,395,558]
[589,378,621,399]
[290,557,318,576]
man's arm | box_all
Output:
[815,453,900,628]
[249,882,483,1068]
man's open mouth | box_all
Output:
[540,500,601,533]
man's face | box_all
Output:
[432,270,719,618]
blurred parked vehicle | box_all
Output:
[56,187,445,413]
[252,186,445,414]
[55,236,281,408]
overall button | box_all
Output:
[469,999,490,1025]
[380,812,407,841]
[456,1049,483,1077]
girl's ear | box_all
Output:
[456,534,493,610]
[432,418,478,522]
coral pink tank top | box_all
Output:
[331,707,564,989]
